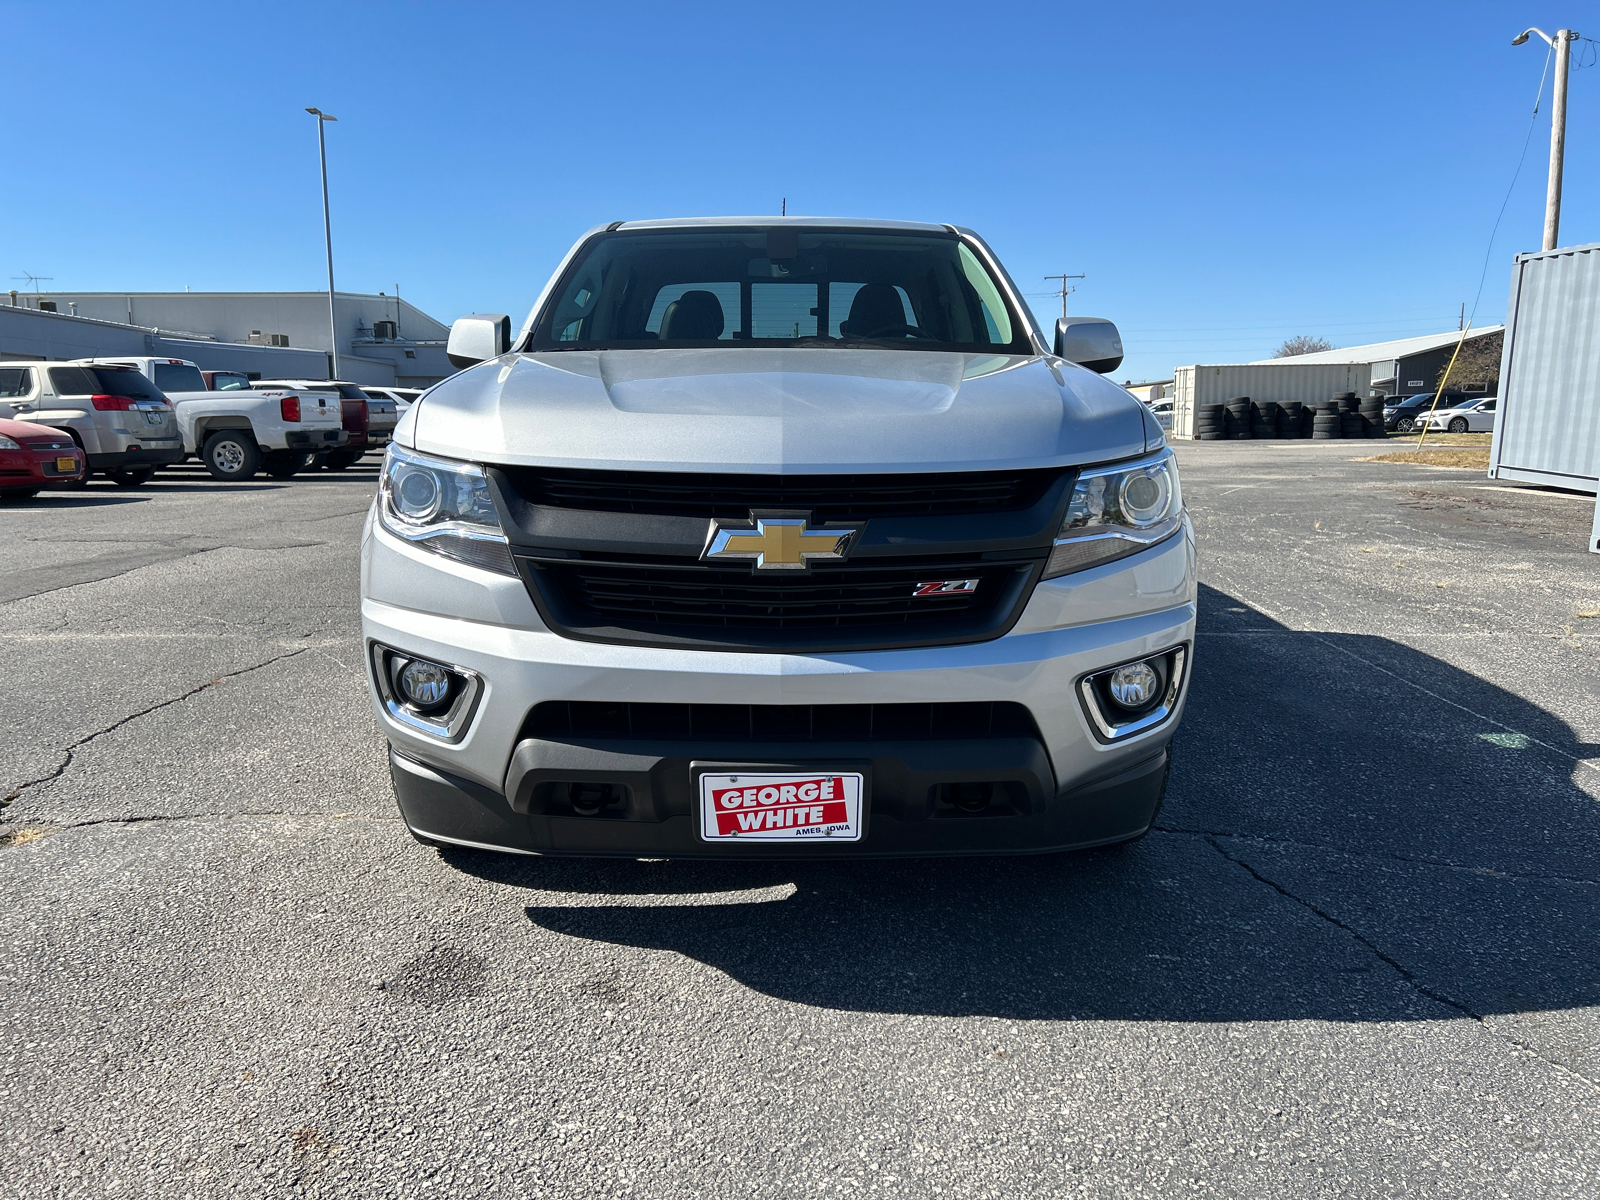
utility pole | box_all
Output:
[1514,27,1579,251]
[1044,273,1085,320]
[306,107,341,378]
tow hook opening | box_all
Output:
[567,781,625,816]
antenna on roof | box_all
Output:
[781,198,786,216]
[12,272,52,293]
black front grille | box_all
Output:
[501,466,1057,522]
[520,553,1037,651]
[525,700,1041,742]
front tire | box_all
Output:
[202,430,262,481]
[1396,417,1414,432]
[321,449,362,472]
[108,467,154,488]
[1448,417,1469,433]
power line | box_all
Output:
[1464,38,1554,331]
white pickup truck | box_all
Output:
[87,358,347,481]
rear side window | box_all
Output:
[0,367,33,397]
[153,364,206,393]
[48,366,98,395]
[86,368,157,399]
[209,372,250,390]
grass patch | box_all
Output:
[0,824,58,848]
[1363,448,1490,469]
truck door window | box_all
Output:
[0,367,33,397]
[153,364,206,393]
[957,244,1012,344]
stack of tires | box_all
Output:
[1312,402,1342,440]
[1277,401,1303,439]
[1225,397,1253,439]
[1251,400,1279,439]
[1336,393,1365,439]
[1194,403,1225,440]
[1359,395,1385,438]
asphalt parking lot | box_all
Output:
[2,445,1597,1199]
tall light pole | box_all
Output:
[1513,28,1579,252]
[305,107,340,378]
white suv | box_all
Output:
[0,361,182,486]
[361,218,1193,859]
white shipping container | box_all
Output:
[1489,242,1600,498]
[1171,363,1372,438]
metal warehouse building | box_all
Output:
[1258,327,1504,399]
[5,290,454,387]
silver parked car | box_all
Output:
[0,361,182,486]
[1417,396,1497,433]
[361,217,1194,859]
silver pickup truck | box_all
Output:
[361,217,1194,860]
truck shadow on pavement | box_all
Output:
[457,584,1600,1023]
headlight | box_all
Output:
[378,444,515,575]
[0,435,19,450]
[1043,448,1183,578]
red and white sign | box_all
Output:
[698,771,864,842]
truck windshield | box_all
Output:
[154,364,207,393]
[527,227,1033,353]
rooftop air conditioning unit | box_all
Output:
[269,333,289,347]
[373,320,397,340]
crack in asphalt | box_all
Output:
[0,649,310,811]
[1152,824,1600,887]
[56,811,400,830]
[1205,834,1600,1095]
[0,540,332,605]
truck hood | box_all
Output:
[406,349,1152,473]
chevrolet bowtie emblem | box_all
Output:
[702,511,861,570]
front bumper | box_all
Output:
[361,511,1196,858]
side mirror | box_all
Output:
[447,314,513,369]
[1054,317,1123,375]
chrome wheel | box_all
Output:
[211,440,245,473]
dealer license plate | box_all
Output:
[698,770,864,843]
[56,457,76,472]
[144,411,166,425]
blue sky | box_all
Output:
[3,0,1592,382]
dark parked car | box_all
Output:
[1384,392,1468,432]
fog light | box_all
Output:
[1108,661,1160,709]
[398,659,452,710]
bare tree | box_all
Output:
[1434,330,1504,393]
[1274,335,1335,358]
